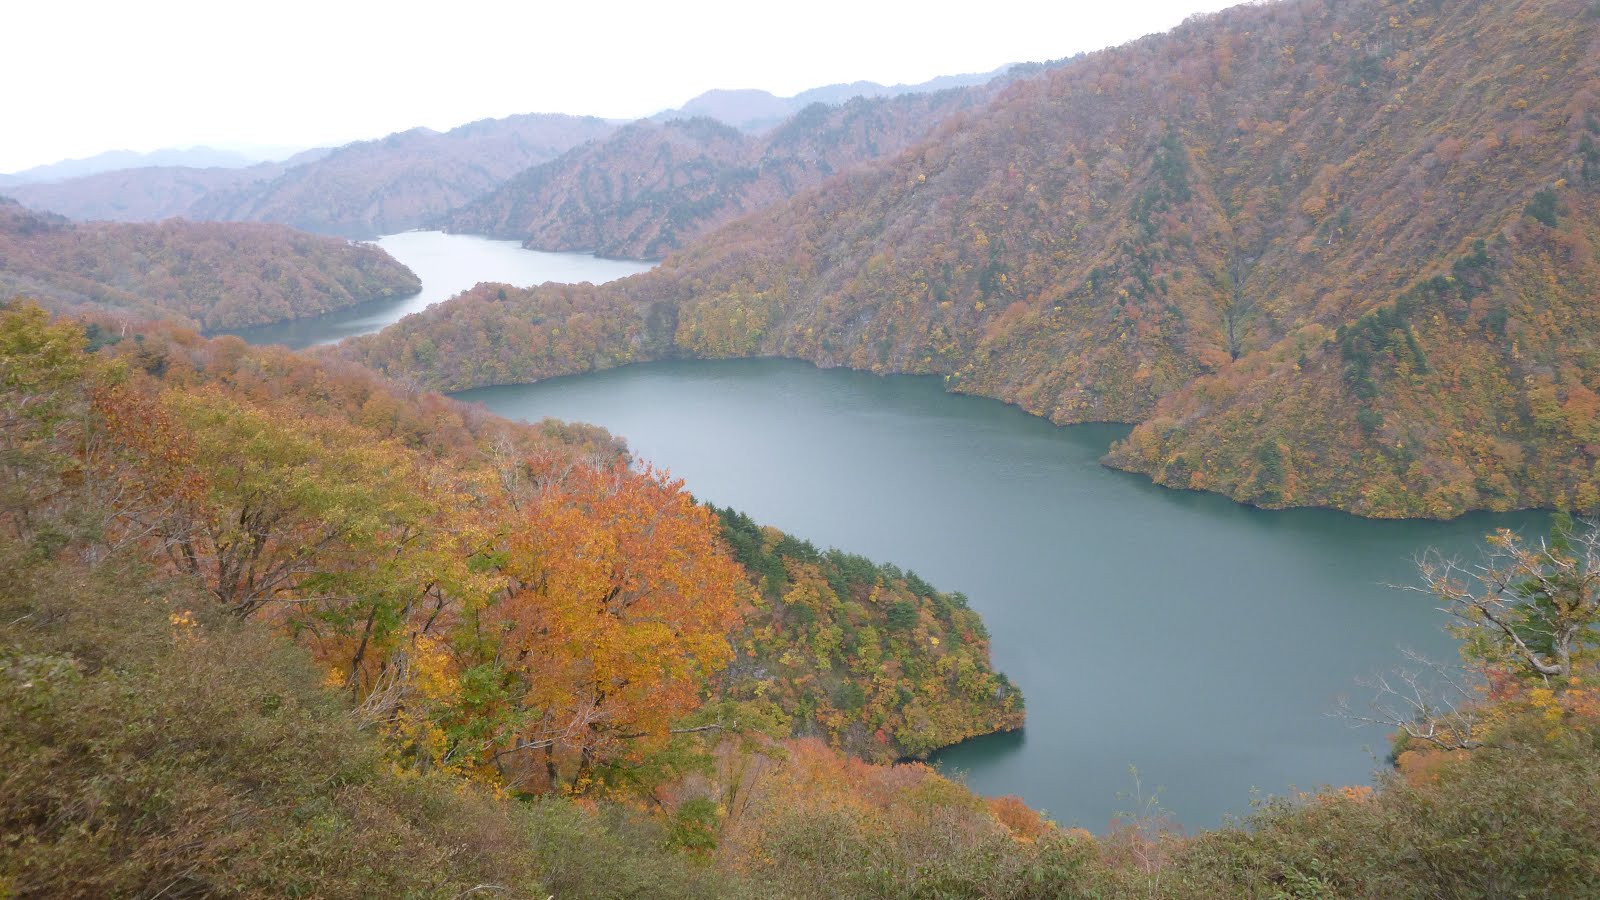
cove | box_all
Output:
[220,231,654,349]
[454,358,1546,829]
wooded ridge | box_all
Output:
[344,0,1600,519]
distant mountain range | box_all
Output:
[5,116,615,239]
[1,69,1053,244]
[0,146,317,186]
[439,63,1071,258]
[0,153,328,223]
[441,83,1011,258]
[648,66,1026,132]
[187,114,619,238]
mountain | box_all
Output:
[345,0,1600,519]
[189,114,618,237]
[4,162,290,223]
[0,145,283,184]
[0,148,335,224]
[443,85,1007,258]
[8,72,1024,244]
[0,199,419,330]
[662,89,796,132]
[652,66,1017,132]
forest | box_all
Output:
[0,199,420,330]
[4,298,1598,896]
[344,0,1600,519]
[5,0,1600,894]
[5,114,617,238]
[441,84,1008,259]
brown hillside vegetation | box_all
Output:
[0,200,420,330]
[346,0,1600,518]
[191,114,618,237]
[6,300,1600,896]
[443,86,1005,258]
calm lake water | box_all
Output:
[221,231,654,348]
[456,360,1544,829]
[235,229,1545,830]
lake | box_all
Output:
[220,230,654,348]
[455,360,1543,829]
[235,228,1544,830]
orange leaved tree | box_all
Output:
[485,460,744,789]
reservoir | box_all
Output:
[222,230,653,348]
[456,361,1541,829]
[239,228,1544,829]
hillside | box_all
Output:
[445,117,755,257]
[348,0,1600,518]
[6,299,1599,896]
[444,80,1017,258]
[188,113,617,237]
[0,200,419,330]
[715,507,1024,762]
[0,300,1059,897]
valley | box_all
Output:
[4,0,1599,894]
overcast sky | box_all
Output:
[2,0,1239,173]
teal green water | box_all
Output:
[229,230,1544,830]
[219,231,653,349]
[455,359,1545,830]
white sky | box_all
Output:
[2,0,1239,173]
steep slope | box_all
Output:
[0,199,419,329]
[347,0,1600,518]
[715,508,1023,763]
[191,113,617,237]
[445,117,756,257]
[444,87,1002,258]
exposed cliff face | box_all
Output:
[346,0,1600,518]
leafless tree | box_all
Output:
[1413,519,1600,684]
[1336,648,1486,751]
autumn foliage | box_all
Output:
[444,84,1006,259]
[7,300,1600,896]
[0,300,1021,804]
[347,0,1600,519]
[0,198,420,329]
[0,302,741,793]
[485,461,744,786]
[714,507,1024,761]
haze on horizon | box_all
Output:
[1,0,1238,174]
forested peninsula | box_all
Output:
[0,199,420,330]
[6,293,1600,896]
